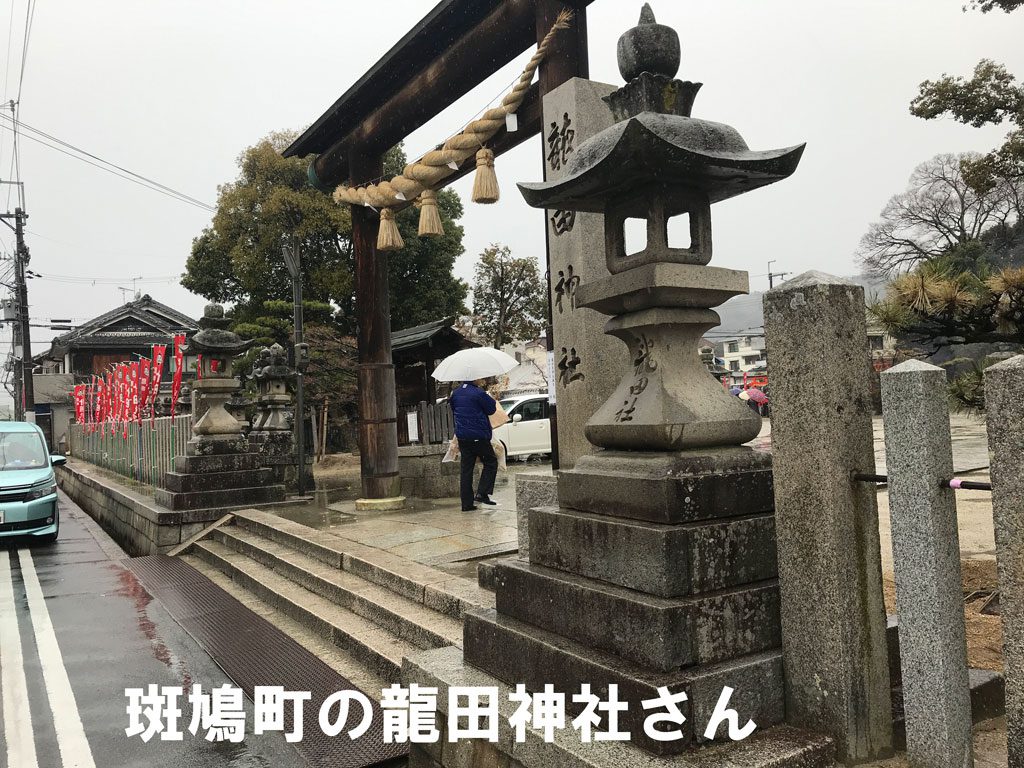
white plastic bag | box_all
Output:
[492,438,508,471]
[442,436,459,463]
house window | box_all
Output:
[868,335,884,351]
[743,355,760,366]
[727,341,739,354]
[729,361,740,372]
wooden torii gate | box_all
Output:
[284,0,593,501]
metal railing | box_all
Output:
[68,415,191,487]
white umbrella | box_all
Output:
[432,347,519,382]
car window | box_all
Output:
[499,399,518,413]
[518,400,544,421]
[0,431,48,470]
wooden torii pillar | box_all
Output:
[349,151,400,503]
[287,0,592,503]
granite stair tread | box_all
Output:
[211,525,463,648]
[180,552,389,697]
[191,538,421,683]
[228,507,496,619]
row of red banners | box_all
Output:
[72,335,187,437]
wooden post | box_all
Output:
[351,150,403,503]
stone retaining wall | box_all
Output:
[398,444,461,498]
[56,459,223,555]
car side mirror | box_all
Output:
[51,455,67,466]
[512,414,523,423]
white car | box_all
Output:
[493,394,552,459]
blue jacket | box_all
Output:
[450,382,497,440]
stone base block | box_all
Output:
[493,560,780,671]
[186,434,249,456]
[558,448,773,524]
[174,452,262,474]
[463,608,784,755]
[529,505,778,597]
[355,496,407,511]
[403,646,833,768]
[515,473,556,560]
[154,484,285,511]
[162,468,275,493]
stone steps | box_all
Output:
[209,525,462,649]
[181,552,389,697]
[229,508,495,619]
[181,507,494,689]
[191,538,419,683]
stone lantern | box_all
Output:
[248,343,309,492]
[157,304,286,513]
[518,3,804,451]
[441,7,823,764]
[185,303,254,454]
[250,343,295,433]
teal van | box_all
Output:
[0,421,65,543]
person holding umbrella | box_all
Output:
[450,378,500,510]
[432,348,518,512]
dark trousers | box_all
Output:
[458,437,497,510]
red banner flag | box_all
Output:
[95,376,104,433]
[120,364,130,438]
[103,372,112,435]
[131,362,141,424]
[170,334,185,417]
[73,385,85,424]
[138,359,150,424]
[150,344,166,424]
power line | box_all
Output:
[16,0,35,104]
[0,113,214,209]
[0,118,214,212]
[32,273,180,286]
[2,1,14,103]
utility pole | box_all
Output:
[283,241,307,496]
[0,206,32,420]
[767,259,791,290]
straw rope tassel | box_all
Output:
[332,9,573,209]
[417,190,444,237]
[472,148,499,204]
[377,207,404,251]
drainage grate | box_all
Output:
[127,555,407,768]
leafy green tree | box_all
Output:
[911,3,1024,187]
[182,131,468,332]
[870,258,1024,349]
[230,299,358,441]
[471,244,547,347]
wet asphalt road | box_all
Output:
[0,492,306,768]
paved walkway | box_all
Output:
[750,412,991,474]
[0,492,304,768]
[273,463,550,579]
[278,413,993,581]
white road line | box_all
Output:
[18,548,97,768]
[0,549,39,768]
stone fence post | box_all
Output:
[984,354,1024,766]
[881,360,972,768]
[763,271,893,762]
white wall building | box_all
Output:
[715,335,767,386]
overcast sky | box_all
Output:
[1,0,1021,409]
